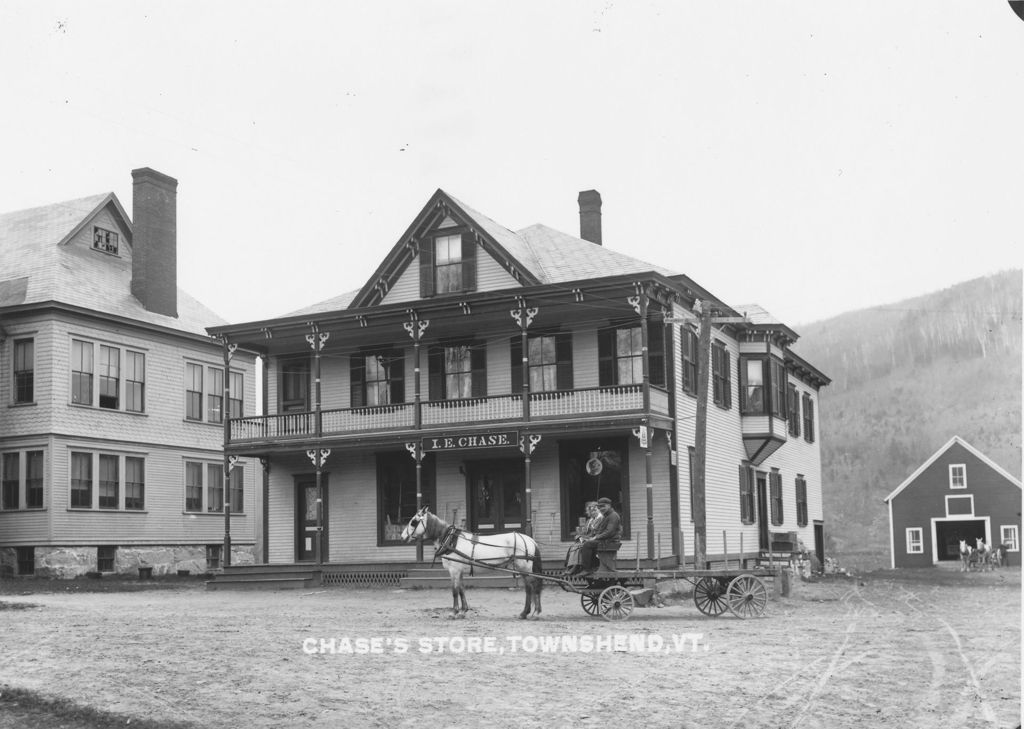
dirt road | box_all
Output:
[1,569,1020,728]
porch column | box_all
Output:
[306,448,331,566]
[220,337,237,567]
[306,323,330,567]
[510,300,538,423]
[629,288,655,560]
[519,434,542,537]
[405,441,426,562]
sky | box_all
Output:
[1,2,1021,329]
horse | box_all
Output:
[975,538,993,572]
[401,506,543,620]
[959,539,972,572]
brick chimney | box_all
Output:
[131,168,178,318]
[578,189,602,245]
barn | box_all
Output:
[884,436,1021,569]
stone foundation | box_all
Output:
[4,545,258,579]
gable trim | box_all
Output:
[57,193,133,248]
[351,190,541,308]
[883,435,1023,504]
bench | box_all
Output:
[595,543,620,573]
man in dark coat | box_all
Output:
[571,497,622,576]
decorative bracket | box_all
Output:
[405,441,424,462]
[226,454,239,473]
[258,457,270,474]
[627,295,642,316]
[519,433,542,456]
[459,301,472,315]
[306,326,329,351]
[510,307,539,329]
[403,319,430,340]
[631,425,650,448]
[571,288,584,303]
[306,448,331,467]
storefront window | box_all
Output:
[559,438,629,540]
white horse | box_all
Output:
[975,538,993,572]
[959,539,972,572]
[401,506,543,619]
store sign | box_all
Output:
[422,430,520,452]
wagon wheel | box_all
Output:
[580,592,601,616]
[726,575,768,618]
[693,577,729,617]
[598,585,634,622]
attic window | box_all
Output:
[93,226,119,255]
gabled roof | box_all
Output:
[0,194,225,336]
[329,189,678,314]
[883,435,1023,503]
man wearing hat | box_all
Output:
[571,497,622,576]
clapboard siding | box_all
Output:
[380,242,521,306]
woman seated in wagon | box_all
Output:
[566,497,622,577]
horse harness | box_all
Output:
[432,525,537,575]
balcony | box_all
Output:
[228,384,670,446]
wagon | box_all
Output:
[554,567,770,622]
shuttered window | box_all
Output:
[787,384,801,437]
[795,475,808,527]
[597,322,665,387]
[511,333,573,393]
[680,328,697,396]
[740,358,765,414]
[419,232,477,297]
[802,393,815,443]
[769,470,783,526]
[428,342,486,400]
[350,350,406,407]
[738,463,755,524]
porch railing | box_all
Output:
[228,384,671,443]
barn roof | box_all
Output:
[883,435,1023,503]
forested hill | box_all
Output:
[790,270,1022,561]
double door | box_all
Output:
[468,459,524,533]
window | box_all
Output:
[419,231,476,297]
[98,454,119,509]
[680,328,697,396]
[185,460,243,513]
[125,457,144,510]
[350,351,405,407]
[712,342,731,408]
[280,358,310,412]
[185,363,203,420]
[787,384,801,437]
[185,462,204,512]
[97,545,116,572]
[769,470,783,525]
[738,463,755,524]
[1000,525,1019,551]
[228,372,243,419]
[26,451,43,509]
[71,340,144,412]
[597,322,665,388]
[14,339,33,403]
[795,475,808,527]
[2,453,18,510]
[770,359,787,418]
[740,358,765,414]
[208,367,224,423]
[71,340,94,405]
[428,342,485,400]
[230,467,244,513]
[510,333,573,393]
[71,452,92,508]
[559,438,630,540]
[93,226,119,254]
[802,393,815,442]
[207,463,223,513]
[206,545,222,570]
[434,234,463,293]
[949,464,966,489]
[98,345,120,409]
[16,547,34,576]
[125,351,145,412]
[378,452,436,544]
[906,528,923,554]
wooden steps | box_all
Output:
[206,565,320,591]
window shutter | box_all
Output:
[419,238,434,297]
[389,351,405,403]
[555,332,573,391]
[461,234,477,291]
[738,464,748,522]
[723,349,732,408]
[349,355,365,408]
[510,336,523,394]
[427,346,443,401]
[598,328,615,386]
[648,320,665,387]
[470,343,487,398]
